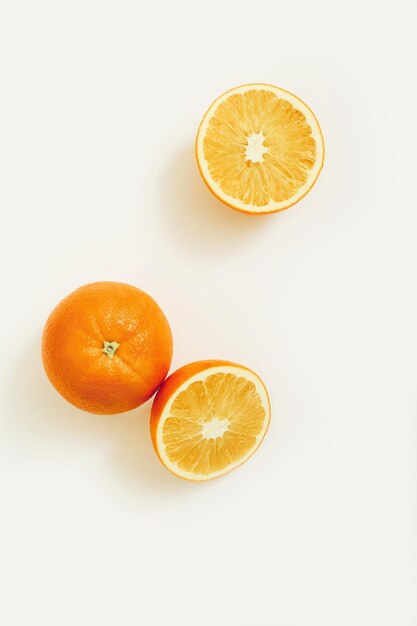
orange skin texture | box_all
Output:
[150,360,271,481]
[195,83,325,215]
[42,282,173,415]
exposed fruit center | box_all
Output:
[162,373,266,475]
[245,132,267,163]
[201,417,230,440]
[203,89,316,206]
[101,341,120,360]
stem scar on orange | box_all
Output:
[42,281,173,415]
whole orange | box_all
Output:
[42,281,173,414]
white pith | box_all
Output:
[196,83,325,214]
[201,417,230,439]
[156,365,271,481]
[245,132,267,163]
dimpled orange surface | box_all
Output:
[42,282,173,414]
[151,361,270,481]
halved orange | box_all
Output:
[196,83,324,214]
[150,360,271,481]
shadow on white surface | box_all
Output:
[157,143,272,256]
[10,336,196,496]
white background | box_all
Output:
[1,1,416,624]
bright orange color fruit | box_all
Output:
[150,360,271,481]
[42,282,173,415]
[196,83,324,214]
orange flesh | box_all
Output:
[203,89,316,206]
[163,373,266,475]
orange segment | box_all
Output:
[150,361,271,481]
[196,84,324,214]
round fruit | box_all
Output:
[42,281,173,414]
[196,83,324,214]
[150,360,270,481]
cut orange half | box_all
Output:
[150,360,271,481]
[196,83,324,214]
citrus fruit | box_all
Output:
[196,83,324,214]
[150,360,270,481]
[42,281,173,414]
